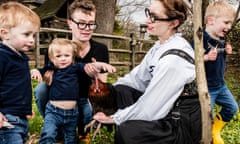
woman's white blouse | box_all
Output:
[112,33,196,125]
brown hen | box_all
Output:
[85,78,117,139]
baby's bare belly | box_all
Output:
[50,100,77,109]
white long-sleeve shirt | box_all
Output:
[112,33,196,125]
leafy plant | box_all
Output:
[89,125,115,144]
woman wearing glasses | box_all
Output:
[93,0,202,143]
[32,0,109,143]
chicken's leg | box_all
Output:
[84,120,102,139]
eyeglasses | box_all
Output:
[71,18,97,30]
[145,8,176,23]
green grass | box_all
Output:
[89,126,115,144]
[222,112,240,144]
[221,66,240,144]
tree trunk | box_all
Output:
[202,0,209,25]
[92,0,117,49]
[193,0,212,143]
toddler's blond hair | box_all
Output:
[205,1,236,24]
[48,38,81,63]
[0,2,40,29]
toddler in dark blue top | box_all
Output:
[31,38,115,144]
[0,1,40,144]
[201,1,239,144]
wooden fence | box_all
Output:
[30,27,239,71]
[31,27,155,71]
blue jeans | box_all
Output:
[209,84,239,122]
[34,82,93,135]
[39,102,78,144]
[34,82,49,117]
[0,114,28,144]
[78,97,93,135]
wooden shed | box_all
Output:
[33,0,73,29]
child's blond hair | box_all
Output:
[48,38,81,63]
[0,2,40,29]
[205,1,236,24]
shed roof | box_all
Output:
[33,0,68,20]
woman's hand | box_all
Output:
[93,62,116,73]
[91,57,116,73]
[84,62,116,78]
[84,63,100,77]
[93,112,115,124]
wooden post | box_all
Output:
[35,32,40,68]
[130,33,136,69]
[193,0,212,143]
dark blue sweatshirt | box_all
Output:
[0,44,32,117]
[45,63,86,101]
[192,30,226,87]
